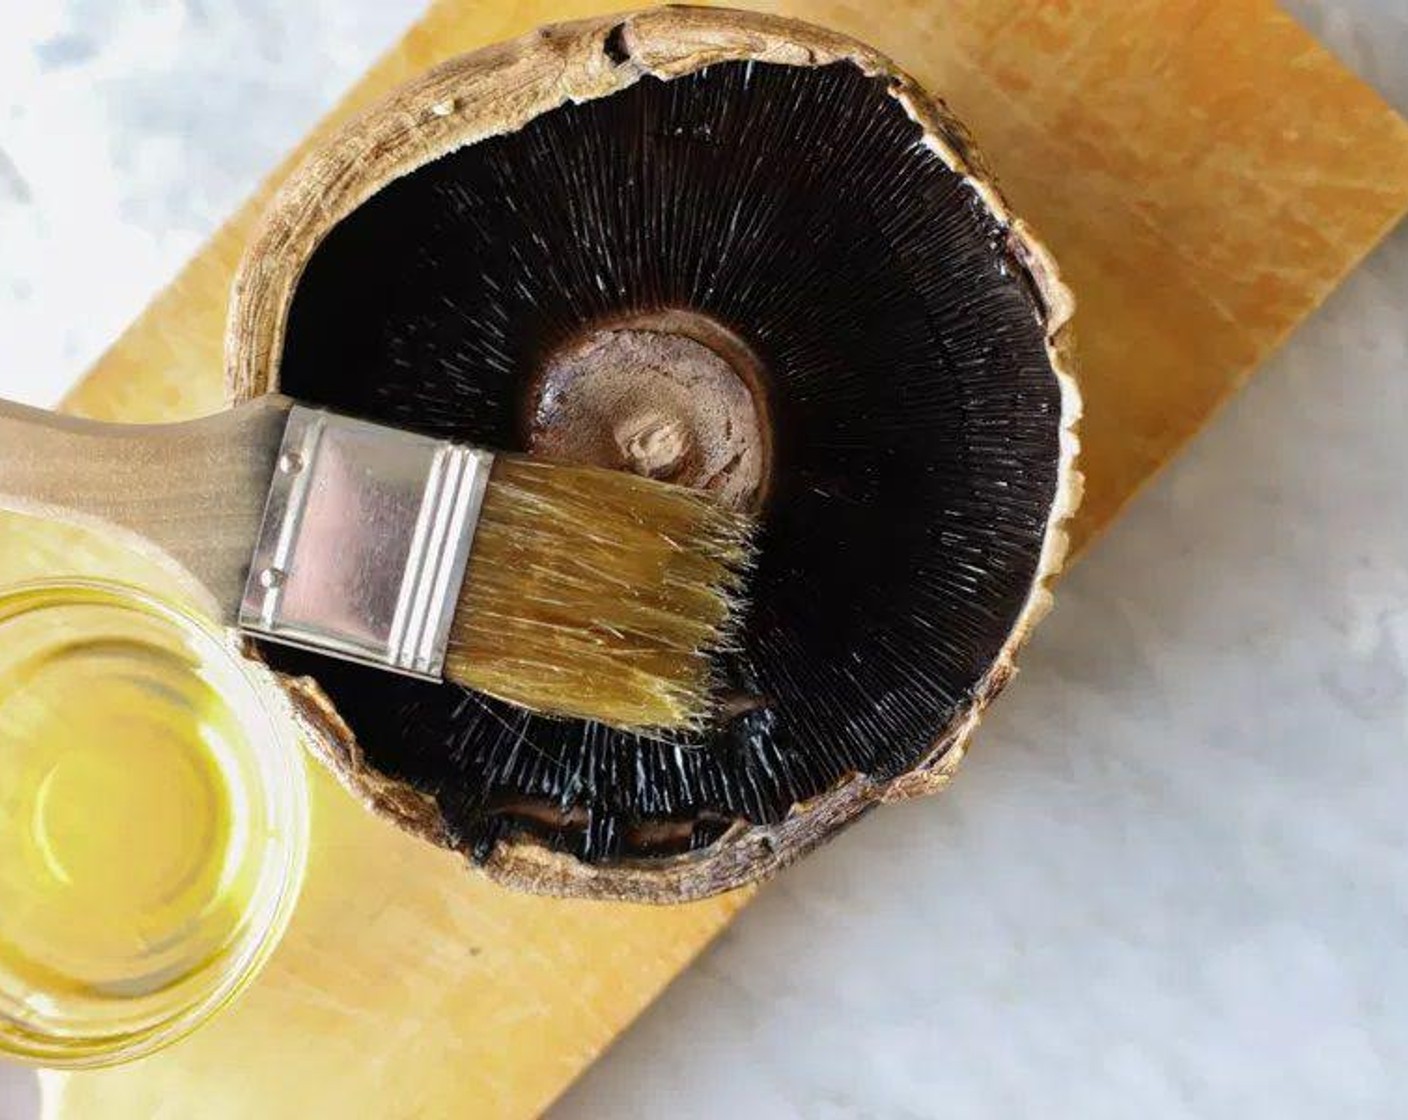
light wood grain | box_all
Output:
[0,397,289,618]
[21,0,1408,1117]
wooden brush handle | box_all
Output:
[0,395,293,617]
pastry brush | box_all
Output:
[0,395,754,732]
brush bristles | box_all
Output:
[444,456,755,733]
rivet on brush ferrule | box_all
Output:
[238,405,493,680]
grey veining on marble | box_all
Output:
[0,2,419,410]
[554,223,1408,1118]
[2,3,1406,1119]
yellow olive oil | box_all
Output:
[0,584,307,1064]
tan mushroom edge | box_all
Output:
[225,6,1083,904]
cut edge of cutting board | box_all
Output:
[27,1,1408,1117]
[1074,186,1408,565]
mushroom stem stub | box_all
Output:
[232,8,1080,902]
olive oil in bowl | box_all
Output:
[0,582,308,1068]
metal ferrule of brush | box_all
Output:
[238,405,494,680]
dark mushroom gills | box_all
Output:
[231,9,1079,900]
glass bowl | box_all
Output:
[0,580,308,1068]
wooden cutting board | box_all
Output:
[14,1,1405,1116]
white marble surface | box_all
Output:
[1,3,1405,1117]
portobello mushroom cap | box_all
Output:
[227,7,1082,902]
